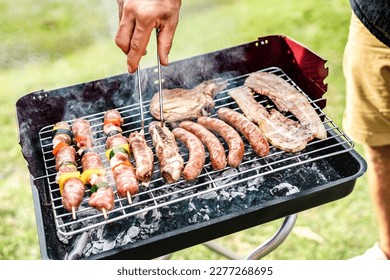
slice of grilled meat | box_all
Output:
[149,79,227,123]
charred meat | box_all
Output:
[149,79,227,123]
[245,72,327,139]
[149,121,184,184]
[228,86,314,153]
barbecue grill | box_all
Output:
[16,35,367,260]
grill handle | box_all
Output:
[245,214,298,260]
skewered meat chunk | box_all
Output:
[179,120,227,170]
[103,109,124,136]
[88,187,115,212]
[172,127,205,181]
[149,121,184,184]
[228,86,314,153]
[217,108,270,158]
[72,118,94,155]
[149,79,227,123]
[197,116,244,168]
[110,152,139,196]
[244,71,327,139]
[129,131,154,186]
[61,178,86,213]
[52,121,72,147]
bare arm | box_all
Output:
[115,0,181,73]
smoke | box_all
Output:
[98,0,120,38]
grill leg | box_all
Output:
[157,214,297,260]
[245,214,298,260]
[203,241,243,260]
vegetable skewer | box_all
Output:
[103,109,139,203]
[52,121,85,220]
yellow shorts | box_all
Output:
[342,13,390,146]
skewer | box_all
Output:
[72,206,76,221]
[156,28,164,126]
[127,191,132,204]
[136,65,145,134]
[102,208,108,220]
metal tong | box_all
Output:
[136,29,164,133]
[136,65,145,134]
[155,29,164,126]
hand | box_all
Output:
[115,0,181,73]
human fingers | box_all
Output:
[156,20,179,66]
[115,5,136,54]
[126,24,154,73]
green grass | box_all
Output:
[0,0,374,260]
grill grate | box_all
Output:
[36,67,353,236]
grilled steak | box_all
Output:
[244,72,327,139]
[228,86,314,153]
[149,79,227,123]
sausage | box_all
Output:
[149,121,184,184]
[129,131,154,186]
[172,127,205,181]
[197,116,244,168]
[217,108,269,157]
[179,121,227,170]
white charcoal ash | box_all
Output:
[103,239,116,251]
[66,231,89,260]
[270,182,300,196]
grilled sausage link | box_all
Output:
[149,121,184,184]
[129,131,154,186]
[104,110,139,198]
[179,120,227,170]
[52,122,85,214]
[217,108,269,157]
[172,127,205,181]
[197,116,244,168]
